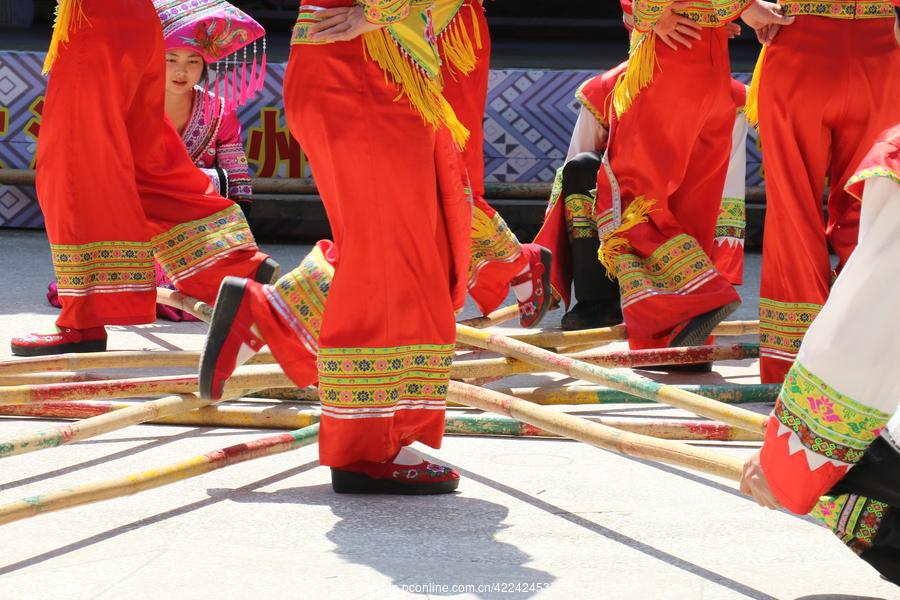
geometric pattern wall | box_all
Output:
[0,50,761,229]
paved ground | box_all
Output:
[0,229,895,600]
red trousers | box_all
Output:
[595,28,739,349]
[250,20,470,467]
[757,16,900,383]
[36,0,265,330]
[439,1,527,315]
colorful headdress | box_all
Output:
[154,0,267,114]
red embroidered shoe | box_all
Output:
[331,458,461,495]
[512,244,553,329]
[199,277,264,401]
[11,326,107,357]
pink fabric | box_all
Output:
[154,0,264,63]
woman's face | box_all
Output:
[165,50,205,96]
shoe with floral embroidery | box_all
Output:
[512,244,552,329]
[331,458,460,495]
[199,277,264,401]
[11,326,107,357]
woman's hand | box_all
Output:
[309,6,385,43]
[739,450,782,509]
[725,21,742,39]
[741,0,795,43]
[653,2,702,50]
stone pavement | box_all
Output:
[0,229,895,600]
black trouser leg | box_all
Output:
[559,153,622,330]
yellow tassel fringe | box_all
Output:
[363,28,469,149]
[597,196,657,277]
[440,3,482,77]
[43,0,86,75]
[744,45,767,128]
[612,30,657,117]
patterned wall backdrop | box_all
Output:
[0,51,763,229]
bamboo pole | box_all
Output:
[0,366,292,407]
[455,324,767,435]
[248,382,779,407]
[0,350,276,376]
[458,304,518,329]
[0,394,209,458]
[157,287,520,331]
[0,341,755,382]
[506,320,759,349]
[0,400,762,442]
[0,424,321,525]
[159,288,757,356]
[0,372,117,386]
[444,412,762,441]
[0,400,320,429]
[155,288,213,322]
[447,381,745,480]
[450,343,758,380]
[488,383,779,406]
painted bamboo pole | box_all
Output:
[248,382,779,407]
[450,343,759,380]
[160,288,757,356]
[455,324,767,435]
[0,424,321,525]
[155,288,214,322]
[488,383,779,406]
[0,349,276,376]
[0,341,756,383]
[0,367,293,407]
[447,381,745,480]
[0,400,321,430]
[157,286,519,331]
[458,304,518,329]
[0,399,762,442]
[444,412,762,441]
[0,394,209,458]
[0,372,117,386]
[506,320,759,349]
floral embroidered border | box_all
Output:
[468,205,522,287]
[614,233,718,309]
[811,494,889,555]
[575,79,608,129]
[759,298,821,363]
[52,240,155,296]
[564,193,599,240]
[265,244,334,356]
[714,196,745,244]
[780,1,895,18]
[774,360,890,464]
[317,344,454,419]
[153,204,257,284]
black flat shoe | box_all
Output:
[331,461,460,495]
[561,301,623,331]
[253,257,281,284]
[671,301,740,347]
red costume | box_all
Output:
[436,0,551,326]
[589,1,752,349]
[200,0,469,492]
[754,2,900,383]
[12,0,269,356]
